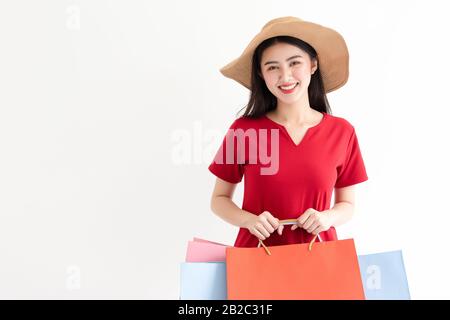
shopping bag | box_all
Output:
[180,262,227,299]
[358,250,410,300]
[179,238,230,299]
[181,232,409,300]
[192,237,228,246]
[226,220,365,300]
[185,238,229,262]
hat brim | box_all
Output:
[220,18,349,93]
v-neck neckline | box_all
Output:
[263,111,327,147]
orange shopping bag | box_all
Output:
[226,219,365,300]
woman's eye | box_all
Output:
[267,61,300,71]
[267,61,300,70]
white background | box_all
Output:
[0,0,449,299]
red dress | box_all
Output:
[208,112,369,247]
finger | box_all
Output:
[261,219,275,234]
[252,228,266,240]
[256,224,271,238]
[302,216,316,230]
[259,212,277,231]
[307,221,321,233]
[298,211,312,225]
[267,215,280,229]
[291,224,298,231]
[277,225,284,235]
[311,226,323,235]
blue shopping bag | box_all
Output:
[179,262,227,300]
[357,250,410,300]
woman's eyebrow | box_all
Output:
[263,55,303,65]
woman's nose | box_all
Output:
[279,69,293,82]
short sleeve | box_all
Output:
[208,120,244,184]
[335,128,369,188]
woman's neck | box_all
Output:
[269,98,317,126]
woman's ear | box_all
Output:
[311,59,318,75]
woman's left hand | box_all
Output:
[290,208,333,235]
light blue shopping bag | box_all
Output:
[358,250,410,300]
[179,262,227,300]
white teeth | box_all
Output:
[280,83,297,90]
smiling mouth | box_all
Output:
[278,83,299,92]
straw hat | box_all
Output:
[220,16,349,93]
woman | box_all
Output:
[209,16,368,248]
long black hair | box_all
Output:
[238,36,331,118]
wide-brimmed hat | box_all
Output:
[220,16,349,93]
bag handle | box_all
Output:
[257,219,321,255]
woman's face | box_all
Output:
[260,42,317,104]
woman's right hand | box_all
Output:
[243,211,281,241]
